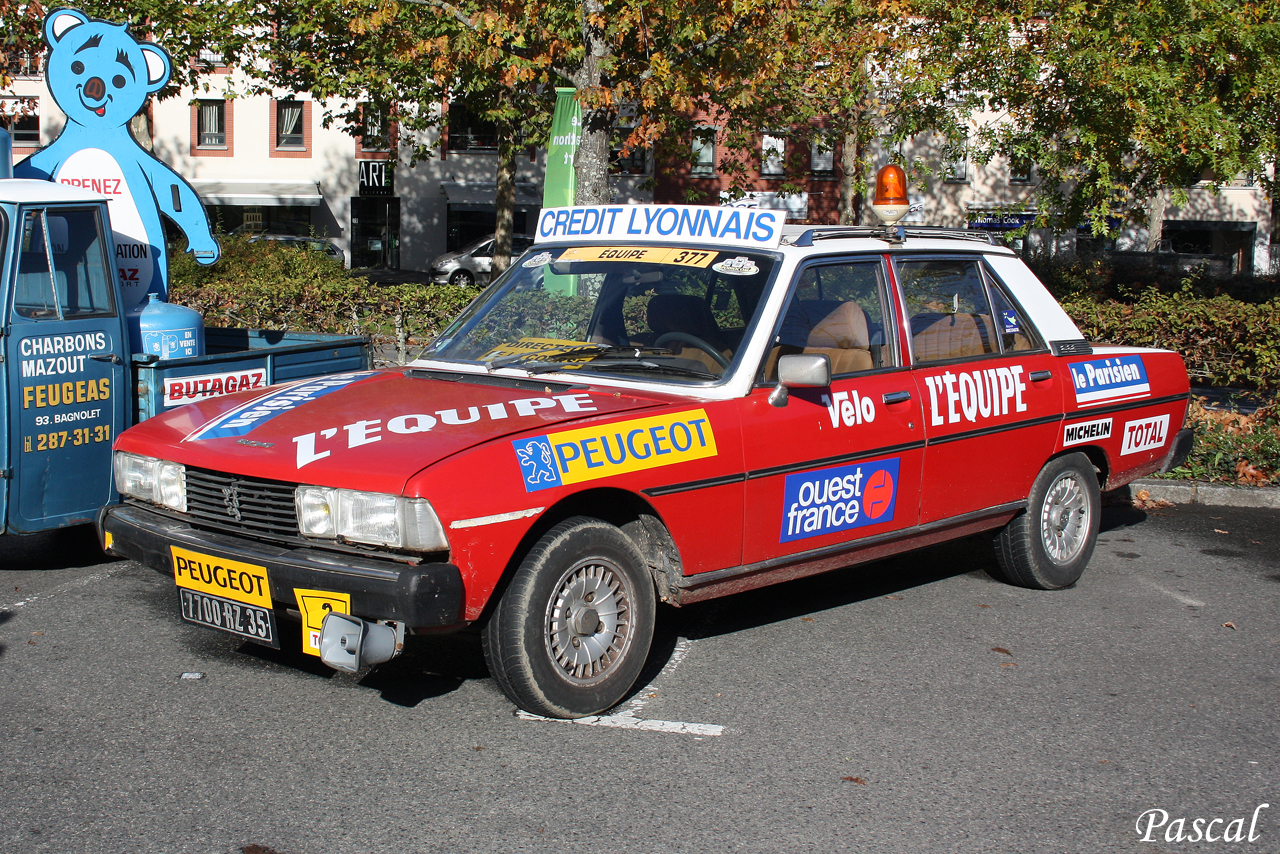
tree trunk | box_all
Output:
[572,0,616,205]
[492,104,518,276]
[838,129,862,225]
[1145,192,1167,252]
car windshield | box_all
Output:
[422,243,780,383]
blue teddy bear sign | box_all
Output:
[16,8,220,311]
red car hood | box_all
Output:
[116,369,668,493]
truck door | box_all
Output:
[4,205,128,532]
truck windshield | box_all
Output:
[422,244,779,383]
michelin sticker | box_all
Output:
[513,409,716,492]
[1069,355,1150,406]
[1063,418,1112,446]
[185,372,375,441]
[781,457,899,543]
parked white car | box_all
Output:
[430,233,536,286]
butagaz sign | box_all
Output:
[359,161,393,196]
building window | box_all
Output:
[3,101,39,147]
[943,158,968,183]
[197,101,225,147]
[270,99,311,157]
[1009,157,1033,184]
[691,127,716,175]
[357,103,396,158]
[446,102,497,152]
[810,136,835,175]
[192,99,233,157]
[761,134,786,177]
[610,129,649,175]
[277,100,303,147]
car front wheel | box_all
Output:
[482,517,656,718]
[992,452,1100,589]
[449,269,475,287]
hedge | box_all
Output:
[169,235,481,363]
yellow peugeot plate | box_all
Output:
[171,546,272,609]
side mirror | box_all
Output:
[769,353,830,407]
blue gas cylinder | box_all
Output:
[137,292,204,360]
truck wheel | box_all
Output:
[993,453,1100,590]
[482,517,655,718]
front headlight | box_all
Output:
[113,451,186,512]
[294,486,448,552]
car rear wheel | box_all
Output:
[449,269,475,287]
[482,517,656,718]
[992,452,1100,590]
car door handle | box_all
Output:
[90,353,122,365]
[1029,370,1052,382]
[882,391,912,405]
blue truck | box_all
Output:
[0,176,370,535]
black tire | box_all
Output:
[993,452,1101,589]
[449,269,476,287]
[481,517,656,718]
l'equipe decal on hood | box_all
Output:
[781,457,899,543]
[185,372,376,441]
[1069,356,1150,406]
[513,409,716,492]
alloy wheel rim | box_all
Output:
[1039,472,1090,565]
[546,559,633,685]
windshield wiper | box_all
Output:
[584,360,718,379]
[486,345,668,372]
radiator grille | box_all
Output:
[184,467,299,540]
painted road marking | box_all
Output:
[1142,579,1205,608]
[518,634,725,736]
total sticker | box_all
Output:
[1120,414,1169,455]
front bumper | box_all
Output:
[99,503,465,629]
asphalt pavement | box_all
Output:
[1,500,1276,853]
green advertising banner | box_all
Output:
[543,88,582,294]
[544,87,581,209]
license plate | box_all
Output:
[170,546,278,647]
[178,588,278,646]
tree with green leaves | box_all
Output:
[896,0,1280,235]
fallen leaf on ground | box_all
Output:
[991,647,1012,655]
[1000,662,1019,667]
[800,617,815,622]
[1214,529,1229,534]
[885,595,903,600]
[976,604,991,608]
[1223,622,1237,630]
[841,776,867,784]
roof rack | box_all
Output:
[784,225,997,247]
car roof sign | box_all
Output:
[535,204,784,249]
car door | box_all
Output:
[736,257,924,568]
[895,254,1065,525]
[5,205,128,532]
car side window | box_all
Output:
[986,280,1037,351]
[898,257,999,364]
[763,260,894,381]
